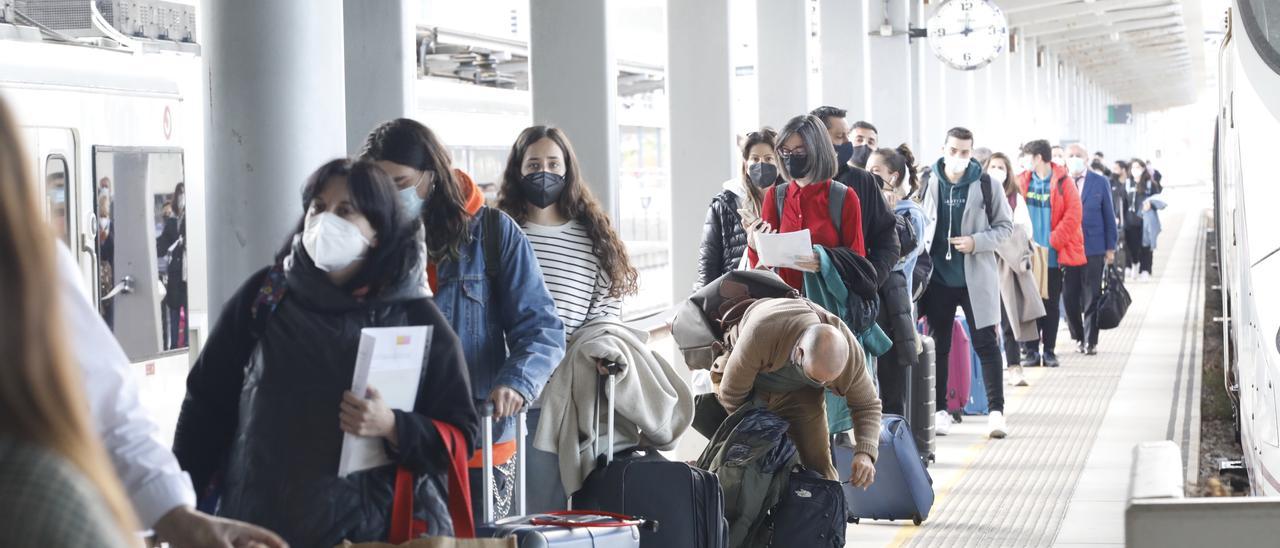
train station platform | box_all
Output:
[845,185,1210,547]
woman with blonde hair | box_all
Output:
[0,99,139,545]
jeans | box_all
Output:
[1024,268,1064,355]
[1064,255,1105,346]
[921,282,1005,413]
[524,408,568,513]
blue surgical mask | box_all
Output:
[399,184,424,216]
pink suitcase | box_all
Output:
[946,318,972,414]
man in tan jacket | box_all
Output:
[713,298,881,486]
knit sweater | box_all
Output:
[716,298,882,461]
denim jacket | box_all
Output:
[433,207,566,442]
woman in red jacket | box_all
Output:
[1015,140,1084,367]
[746,114,865,292]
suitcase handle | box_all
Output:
[480,401,528,523]
[529,510,659,532]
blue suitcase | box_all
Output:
[836,415,935,525]
[474,402,644,547]
[960,320,990,415]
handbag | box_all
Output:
[1097,266,1132,330]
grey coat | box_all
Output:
[920,165,1014,329]
[995,227,1047,341]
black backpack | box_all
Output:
[894,211,919,262]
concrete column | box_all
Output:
[985,47,1010,152]
[944,66,971,139]
[204,0,347,318]
[757,0,809,129]
[668,0,735,298]
[867,0,914,148]
[530,0,619,217]
[344,0,416,154]
[820,0,868,116]
[909,0,928,153]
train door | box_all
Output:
[92,146,188,361]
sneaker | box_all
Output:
[1021,351,1041,367]
[1139,272,1152,282]
[935,410,954,436]
[1076,341,1088,354]
[1006,366,1029,387]
[1085,345,1098,356]
[989,411,1008,439]
[1044,352,1061,368]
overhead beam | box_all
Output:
[1020,4,1182,38]
[1008,0,1171,28]
[1040,17,1184,46]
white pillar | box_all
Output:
[344,0,416,154]
[757,0,809,129]
[910,0,928,153]
[867,0,914,147]
[668,0,735,297]
[820,0,868,116]
[986,47,1010,152]
[530,0,619,216]
[204,0,347,317]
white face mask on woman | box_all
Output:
[302,212,370,272]
[988,168,1007,185]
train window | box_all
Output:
[44,155,70,247]
[1242,0,1280,74]
[92,146,189,361]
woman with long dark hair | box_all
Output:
[0,95,139,547]
[360,118,565,521]
[174,159,478,546]
[496,125,638,511]
[695,128,781,287]
[1123,159,1162,280]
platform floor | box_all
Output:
[850,185,1209,547]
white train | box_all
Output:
[1214,0,1280,497]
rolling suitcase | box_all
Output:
[960,321,989,415]
[840,415,935,526]
[908,335,937,464]
[946,317,972,415]
[474,403,646,547]
[572,364,728,548]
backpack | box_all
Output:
[772,180,850,237]
[911,172,998,298]
[894,211,919,261]
[671,269,798,371]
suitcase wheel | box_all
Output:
[912,515,924,526]
[850,517,860,525]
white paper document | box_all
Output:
[756,229,814,269]
[338,325,432,477]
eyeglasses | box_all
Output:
[778,146,807,157]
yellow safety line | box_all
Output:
[886,366,1049,547]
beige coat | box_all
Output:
[995,222,1047,342]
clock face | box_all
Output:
[927,0,1009,71]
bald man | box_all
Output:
[713,298,881,484]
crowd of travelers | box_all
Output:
[0,90,1166,547]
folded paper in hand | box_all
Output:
[756,229,813,269]
[338,326,432,477]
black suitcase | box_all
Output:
[474,403,645,547]
[907,335,937,465]
[572,365,729,548]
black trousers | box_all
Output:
[1064,255,1105,347]
[1000,304,1020,366]
[1124,226,1144,268]
[877,347,907,416]
[1137,246,1154,274]
[1024,268,1064,355]
[921,282,1004,413]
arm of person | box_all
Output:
[970,178,1014,253]
[747,186,778,267]
[384,299,481,470]
[832,329,882,462]
[840,186,867,257]
[172,268,269,499]
[697,198,727,289]
[855,173,900,287]
[1099,177,1119,251]
[54,244,196,528]
[1050,177,1084,253]
[491,213,568,408]
[1013,194,1034,240]
[715,320,772,413]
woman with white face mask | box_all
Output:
[985,152,1036,387]
[174,159,479,546]
[1122,158,1163,280]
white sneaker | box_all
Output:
[935,410,954,437]
[1007,366,1029,387]
[1126,266,1135,279]
[1139,272,1152,282]
[989,411,1008,439]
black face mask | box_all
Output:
[748,162,778,188]
[834,142,854,168]
[784,153,810,180]
[850,144,873,169]
[520,171,566,209]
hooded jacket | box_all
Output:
[698,178,754,288]
[1018,163,1086,267]
[174,241,478,547]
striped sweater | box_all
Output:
[522,220,620,338]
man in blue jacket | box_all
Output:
[1062,144,1117,355]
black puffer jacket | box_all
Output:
[876,270,917,368]
[697,189,749,289]
[174,241,478,547]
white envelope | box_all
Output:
[338,326,432,477]
[756,229,814,269]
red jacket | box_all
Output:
[1018,163,1086,267]
[748,179,865,291]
